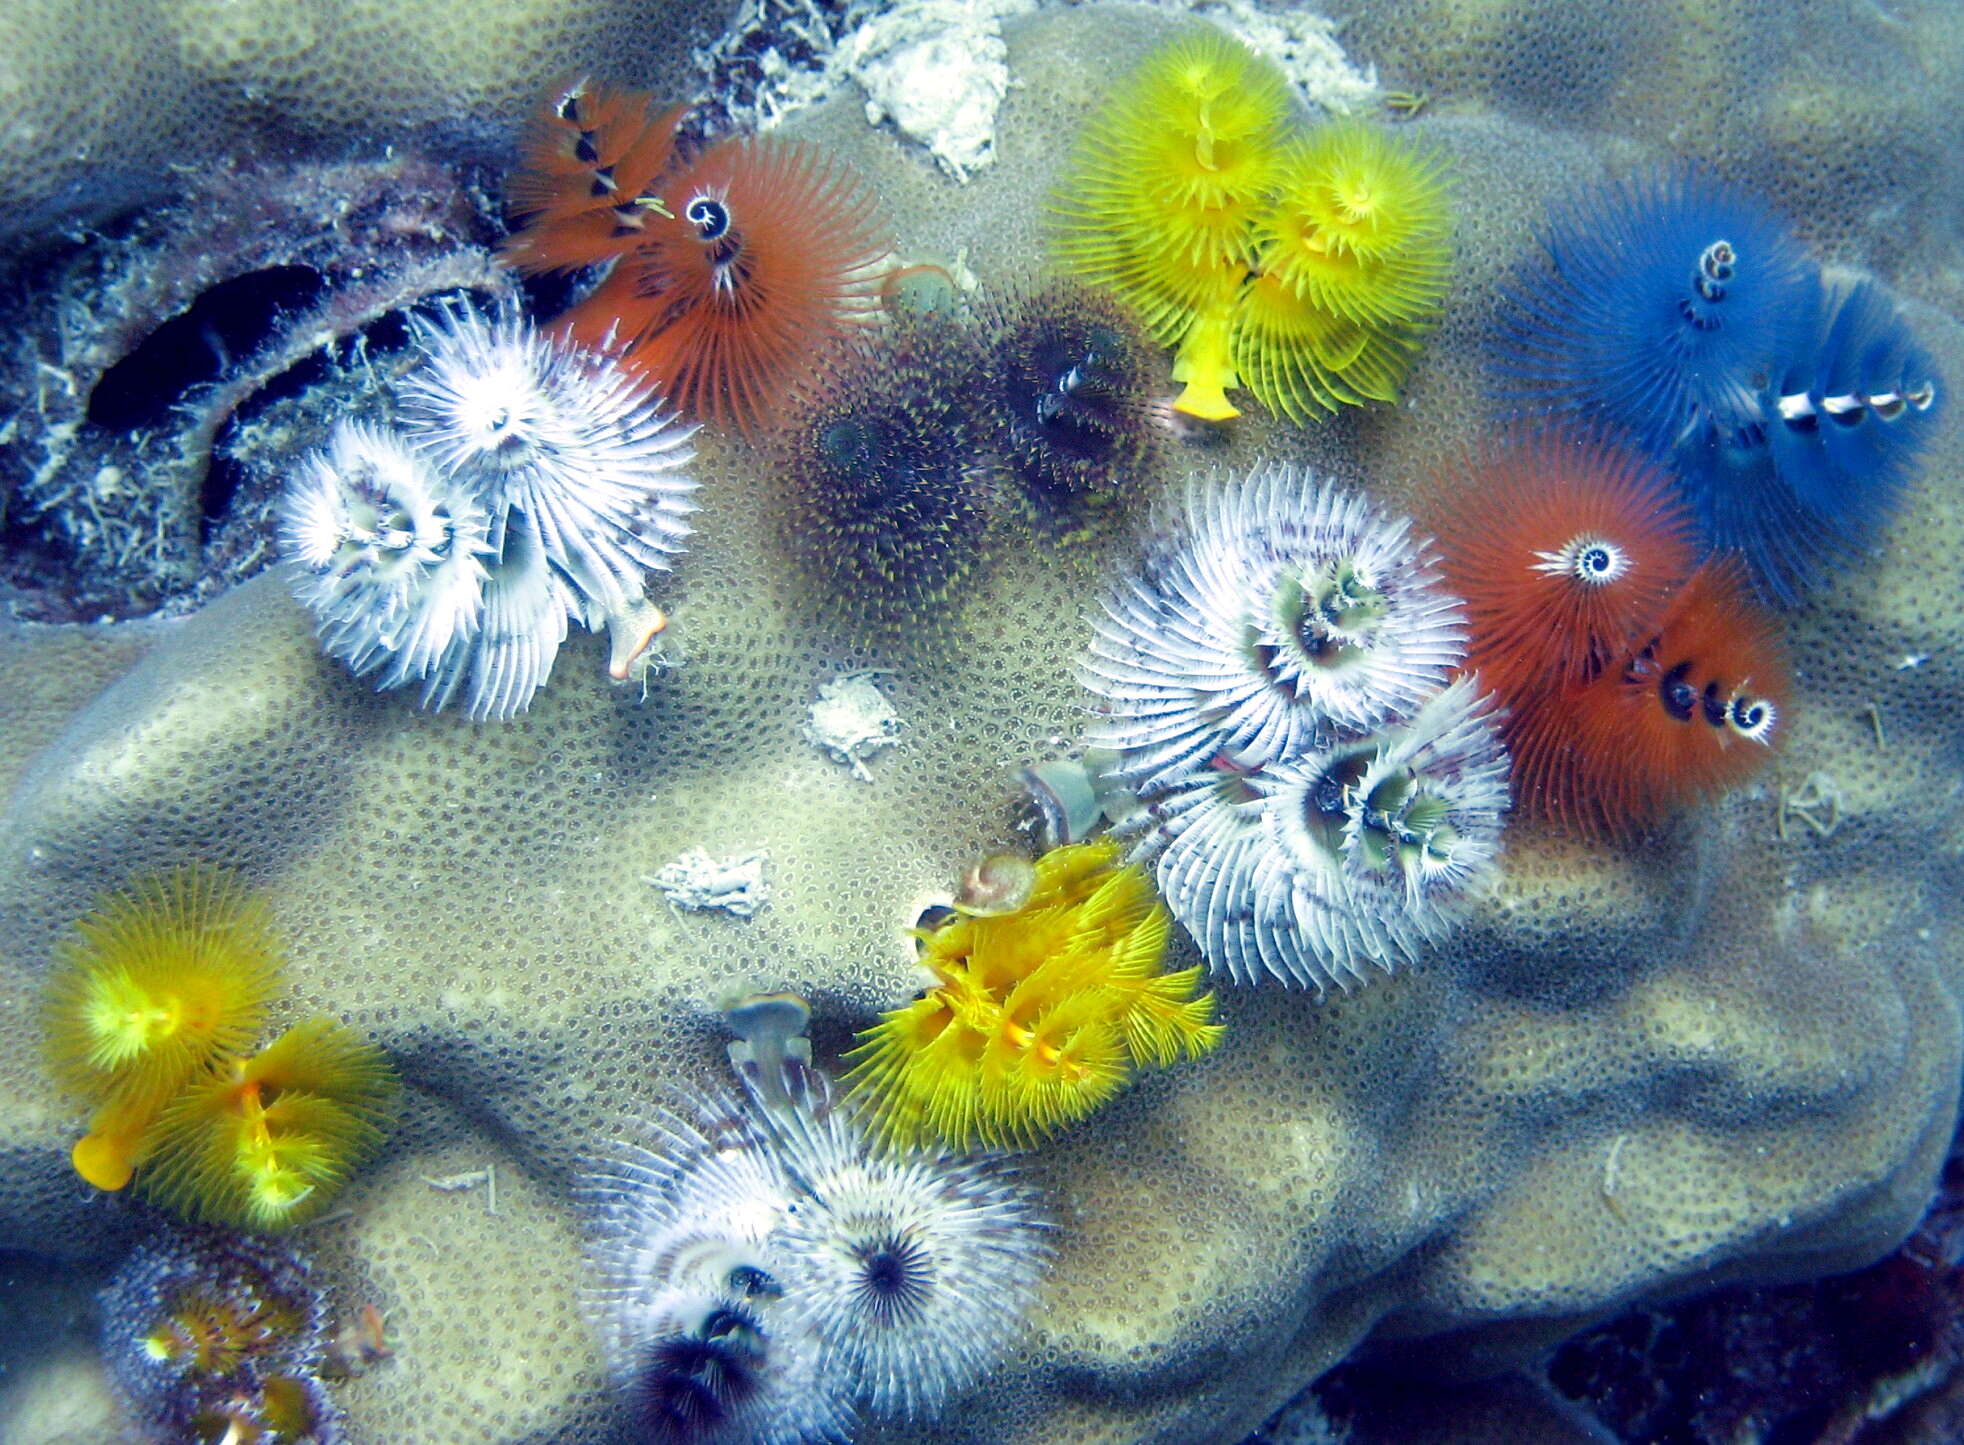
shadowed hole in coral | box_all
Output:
[87,266,328,432]
[199,309,425,541]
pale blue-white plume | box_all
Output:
[1083,464,1466,791]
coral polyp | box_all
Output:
[101,1227,338,1444]
[42,868,283,1192]
[141,1018,397,1231]
[842,839,1221,1152]
[1084,464,1465,791]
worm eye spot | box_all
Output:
[685,195,731,241]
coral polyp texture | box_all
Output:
[1509,563,1788,840]
[504,79,895,438]
[974,279,1162,510]
[40,868,282,1193]
[142,1017,397,1232]
[1430,427,1698,693]
[8,5,1964,1443]
[1139,678,1509,989]
[280,300,697,719]
[101,1226,339,1444]
[1051,26,1451,423]
[1502,170,1941,602]
[582,1021,1050,1440]
[843,839,1221,1152]
[1084,463,1466,791]
[774,319,989,638]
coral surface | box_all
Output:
[0,3,1961,1444]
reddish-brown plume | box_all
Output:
[561,135,892,437]
[1509,562,1789,840]
[501,80,684,277]
[1432,427,1696,697]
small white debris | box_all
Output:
[648,849,772,918]
[419,1170,488,1193]
[806,672,903,782]
[843,0,1034,181]
[1141,0,1380,114]
[1897,653,1930,670]
[420,1166,499,1214]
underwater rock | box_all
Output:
[0,5,1961,1443]
[0,154,511,623]
[0,0,734,248]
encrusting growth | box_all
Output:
[842,839,1222,1152]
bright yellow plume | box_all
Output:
[844,839,1223,1152]
[1048,26,1454,424]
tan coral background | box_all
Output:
[1,4,1961,1442]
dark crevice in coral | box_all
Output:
[87,266,326,432]
[0,153,513,623]
[199,305,429,540]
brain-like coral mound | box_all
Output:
[0,6,1962,1445]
